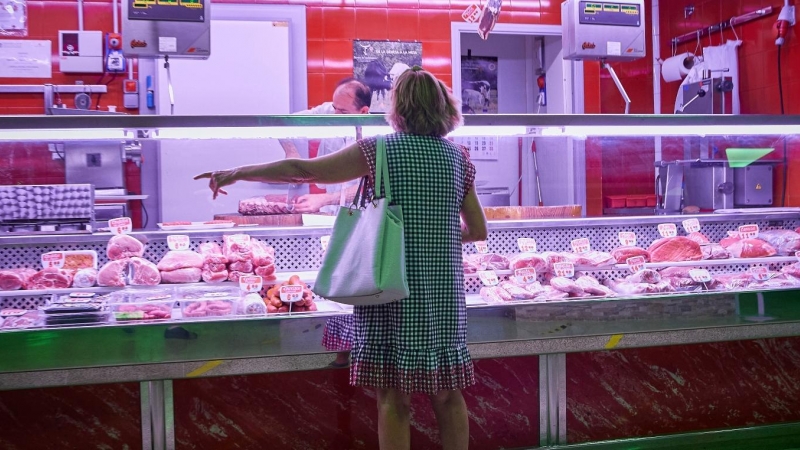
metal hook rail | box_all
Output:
[671,6,773,46]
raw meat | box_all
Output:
[715,273,753,290]
[524,281,546,296]
[626,269,661,284]
[539,252,566,272]
[750,273,800,289]
[687,232,710,244]
[72,268,98,288]
[229,260,254,273]
[28,268,73,290]
[254,265,276,280]
[183,300,234,317]
[648,237,703,263]
[702,243,730,260]
[720,236,741,248]
[605,279,675,296]
[157,250,204,271]
[198,243,228,265]
[758,229,800,256]
[251,240,276,267]
[160,267,202,284]
[227,270,250,283]
[725,238,777,258]
[575,275,615,297]
[550,277,584,295]
[781,262,800,278]
[611,246,651,263]
[107,234,145,260]
[562,251,616,267]
[463,253,480,274]
[479,286,512,303]
[97,259,130,287]
[238,195,292,215]
[508,253,548,272]
[202,269,229,283]
[0,269,36,291]
[223,235,253,263]
[476,253,509,271]
[205,262,227,273]
[535,286,570,301]
[499,281,536,299]
[129,257,161,286]
[659,266,696,278]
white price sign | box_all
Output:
[474,241,489,254]
[626,256,646,273]
[41,252,65,269]
[239,275,263,293]
[109,217,132,235]
[320,235,331,253]
[571,238,591,254]
[517,238,537,253]
[461,3,482,22]
[658,223,677,238]
[689,269,713,283]
[69,292,96,299]
[552,262,575,278]
[682,218,701,233]
[618,232,636,247]
[514,268,536,284]
[167,235,190,251]
[279,285,304,303]
[738,224,759,239]
[477,270,499,286]
[750,266,770,281]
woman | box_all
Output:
[195,67,487,450]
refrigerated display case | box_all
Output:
[1,113,799,449]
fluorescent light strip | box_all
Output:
[0,129,128,141]
[154,126,357,140]
[541,124,800,137]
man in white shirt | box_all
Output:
[283,78,371,213]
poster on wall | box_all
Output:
[460,55,498,114]
[352,40,422,113]
[0,40,51,78]
[0,0,28,37]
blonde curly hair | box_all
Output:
[386,66,463,137]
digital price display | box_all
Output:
[129,0,205,22]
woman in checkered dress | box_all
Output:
[196,67,488,450]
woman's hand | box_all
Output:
[193,169,237,199]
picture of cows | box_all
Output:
[353,40,422,113]
[461,55,498,114]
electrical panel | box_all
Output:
[561,0,646,62]
[58,30,104,73]
[122,0,210,59]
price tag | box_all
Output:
[41,252,65,269]
[514,268,536,284]
[682,218,701,233]
[239,275,263,293]
[689,269,713,283]
[229,234,251,245]
[474,241,489,254]
[549,254,566,264]
[69,292,96,299]
[553,262,575,278]
[571,238,591,254]
[750,266,770,281]
[109,217,132,235]
[738,224,759,239]
[658,223,677,238]
[0,309,27,317]
[320,235,331,253]
[517,238,537,253]
[618,232,636,247]
[167,235,190,251]
[462,3,482,22]
[477,270,499,286]
[279,285,304,303]
[626,256,646,273]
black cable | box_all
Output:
[95,73,117,111]
[778,45,788,206]
[140,200,149,229]
[93,73,107,110]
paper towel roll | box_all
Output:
[661,52,696,82]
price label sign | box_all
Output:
[109,217,132,235]
[279,285,303,303]
[571,238,591,254]
[549,254,566,264]
[229,234,251,245]
[167,235,190,251]
[750,266,770,281]
[626,256,646,273]
[0,309,27,317]
[517,238,537,253]
[658,223,678,238]
[682,218,701,233]
[462,3,482,22]
[618,232,636,247]
[738,224,759,239]
[41,252,65,269]
[514,268,536,284]
[320,235,331,253]
[553,262,575,278]
[689,269,713,283]
[474,241,489,254]
[69,292,96,299]
[239,275,263,293]
[477,270,499,286]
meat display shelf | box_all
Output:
[614,256,799,270]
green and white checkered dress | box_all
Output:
[351,132,477,394]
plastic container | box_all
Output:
[41,250,98,270]
[180,294,238,319]
[176,285,239,300]
[41,303,110,326]
[0,309,42,329]
[605,195,627,209]
[626,195,648,208]
[645,194,657,207]
[111,299,175,321]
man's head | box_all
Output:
[332,78,372,114]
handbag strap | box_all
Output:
[374,135,392,202]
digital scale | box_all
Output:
[122,0,210,59]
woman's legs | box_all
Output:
[429,389,469,450]
[376,388,411,450]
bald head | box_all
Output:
[332,79,371,114]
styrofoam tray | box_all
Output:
[157,221,236,231]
